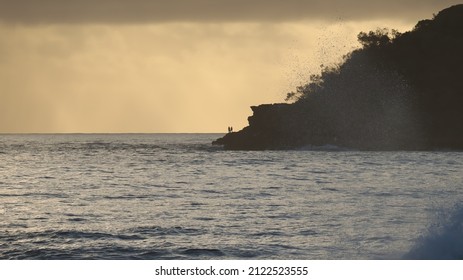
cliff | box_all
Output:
[213,4,463,150]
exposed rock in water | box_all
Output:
[213,4,463,150]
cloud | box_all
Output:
[0,23,296,132]
[0,0,451,132]
[0,0,461,24]
[2,21,383,132]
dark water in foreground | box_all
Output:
[1,134,462,259]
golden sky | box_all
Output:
[0,0,460,133]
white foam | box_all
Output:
[404,204,463,259]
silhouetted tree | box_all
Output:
[357,28,401,49]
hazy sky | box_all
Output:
[0,0,460,133]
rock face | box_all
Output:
[213,4,463,150]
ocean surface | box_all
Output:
[1,134,462,260]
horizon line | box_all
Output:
[0,132,226,135]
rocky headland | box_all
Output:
[213,5,463,150]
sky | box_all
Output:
[0,0,460,133]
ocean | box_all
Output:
[0,134,462,260]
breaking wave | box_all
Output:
[404,203,463,259]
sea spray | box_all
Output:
[404,203,463,260]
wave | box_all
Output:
[404,204,463,259]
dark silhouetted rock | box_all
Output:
[213,4,463,150]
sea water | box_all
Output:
[0,134,462,259]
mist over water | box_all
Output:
[0,134,462,259]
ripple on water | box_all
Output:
[1,134,463,260]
